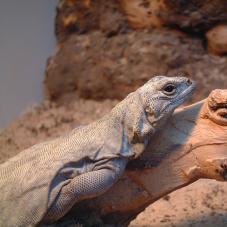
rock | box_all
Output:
[120,0,165,28]
[56,0,227,38]
[44,29,227,102]
[46,1,227,102]
[206,25,227,55]
[120,0,227,32]
[55,0,129,43]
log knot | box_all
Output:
[202,89,227,126]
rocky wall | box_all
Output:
[45,0,227,102]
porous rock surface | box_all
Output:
[121,0,227,31]
[206,25,227,55]
[45,29,227,101]
[45,0,227,101]
[55,0,129,43]
[56,0,227,41]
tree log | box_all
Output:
[47,89,227,226]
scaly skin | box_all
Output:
[0,76,195,226]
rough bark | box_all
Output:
[46,89,227,226]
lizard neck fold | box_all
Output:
[110,92,155,145]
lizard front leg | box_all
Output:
[42,158,127,223]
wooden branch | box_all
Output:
[52,89,227,226]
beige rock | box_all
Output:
[44,29,227,102]
[120,0,227,31]
[55,0,129,43]
[120,0,164,28]
[56,0,227,36]
[206,25,227,55]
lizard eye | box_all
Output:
[162,83,176,95]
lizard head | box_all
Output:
[131,75,196,142]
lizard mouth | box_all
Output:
[176,82,196,103]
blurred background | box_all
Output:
[0,0,227,226]
[0,0,57,127]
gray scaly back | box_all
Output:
[0,75,195,226]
